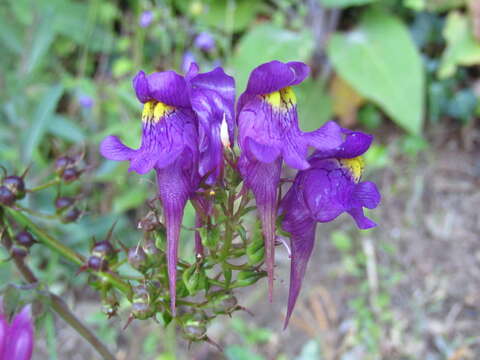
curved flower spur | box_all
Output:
[100,64,234,315]
[280,128,381,327]
[237,60,343,301]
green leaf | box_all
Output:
[295,80,333,132]
[23,84,64,161]
[112,186,148,214]
[327,10,424,135]
[230,24,314,92]
[320,0,375,8]
[225,345,265,360]
[26,12,57,73]
[174,0,262,32]
[438,12,480,79]
[47,115,86,142]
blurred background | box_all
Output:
[0,0,479,359]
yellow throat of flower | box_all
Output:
[340,156,365,182]
[263,86,296,110]
[142,100,174,122]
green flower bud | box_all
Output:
[182,265,206,296]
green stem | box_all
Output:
[28,179,60,192]
[5,208,131,296]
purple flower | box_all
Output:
[237,60,343,301]
[194,32,215,51]
[139,11,153,28]
[78,94,94,109]
[280,129,381,327]
[0,305,34,360]
[99,63,234,314]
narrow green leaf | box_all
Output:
[26,13,57,73]
[23,84,63,160]
[327,10,424,135]
[47,115,86,142]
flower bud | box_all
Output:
[61,207,81,223]
[54,156,75,176]
[127,246,148,272]
[61,167,81,182]
[11,246,28,259]
[15,231,36,248]
[92,241,116,262]
[55,196,75,213]
[137,211,163,232]
[3,176,26,200]
[210,293,238,315]
[0,186,16,206]
[182,266,206,296]
[235,270,265,287]
[87,256,108,272]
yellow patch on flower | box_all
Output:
[340,156,364,182]
[142,101,174,122]
[264,86,296,110]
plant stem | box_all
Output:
[5,208,131,296]
[28,179,61,192]
[11,255,116,360]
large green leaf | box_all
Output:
[230,24,314,93]
[327,10,424,135]
[319,0,376,8]
[295,80,333,132]
[438,11,480,79]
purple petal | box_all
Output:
[99,136,135,161]
[336,130,373,158]
[286,61,310,86]
[155,157,195,315]
[284,224,316,328]
[245,137,281,163]
[244,61,309,95]
[146,71,190,107]
[182,52,196,74]
[281,139,310,170]
[133,71,150,103]
[239,157,282,301]
[351,181,381,209]
[139,10,153,28]
[303,120,343,152]
[5,306,34,360]
[0,311,9,358]
[347,208,377,229]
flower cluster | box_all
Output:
[100,60,380,324]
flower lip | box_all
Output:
[244,60,310,96]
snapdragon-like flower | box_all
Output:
[100,64,233,314]
[237,61,343,300]
[0,305,34,360]
[280,129,381,327]
[139,10,153,28]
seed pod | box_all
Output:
[11,246,28,259]
[3,176,26,200]
[182,266,206,296]
[235,270,265,287]
[15,231,36,248]
[137,211,163,232]
[61,207,81,223]
[182,311,208,341]
[92,241,116,262]
[209,293,238,315]
[131,285,154,320]
[54,156,75,176]
[61,167,81,182]
[87,256,108,272]
[127,246,148,272]
[0,186,16,206]
[142,239,164,267]
[55,197,75,213]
